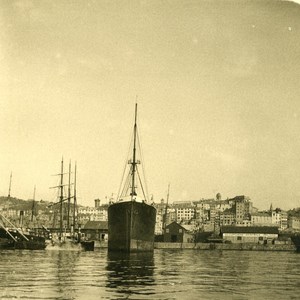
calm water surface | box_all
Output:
[0,249,299,299]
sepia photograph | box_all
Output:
[0,0,300,299]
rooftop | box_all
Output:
[221,226,279,234]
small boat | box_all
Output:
[81,240,95,251]
[47,159,94,251]
[108,104,156,252]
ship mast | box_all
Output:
[73,162,77,230]
[59,157,64,240]
[31,185,36,222]
[8,172,12,199]
[67,160,71,230]
[130,103,138,200]
[163,183,170,234]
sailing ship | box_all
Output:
[108,104,157,252]
[0,220,46,250]
[0,173,46,250]
[48,159,94,251]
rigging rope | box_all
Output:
[116,129,134,201]
[136,126,149,201]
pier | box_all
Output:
[154,242,297,251]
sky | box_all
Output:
[1,0,300,210]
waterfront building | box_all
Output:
[164,221,194,243]
[221,226,279,244]
[82,220,108,241]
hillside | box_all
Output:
[0,196,50,211]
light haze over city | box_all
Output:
[1,0,300,210]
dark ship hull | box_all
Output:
[81,240,95,251]
[108,201,156,252]
[0,228,46,250]
[291,234,300,252]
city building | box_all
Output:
[288,216,300,231]
[164,221,194,243]
[221,226,279,244]
[251,212,272,226]
[82,220,108,241]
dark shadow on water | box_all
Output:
[106,251,156,296]
[50,251,81,297]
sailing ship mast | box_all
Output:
[130,103,138,199]
[31,185,36,222]
[116,103,150,202]
[67,161,71,229]
[8,172,12,199]
[59,157,64,240]
[163,183,170,234]
[73,162,77,230]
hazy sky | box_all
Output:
[1,0,300,210]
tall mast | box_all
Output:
[8,172,12,199]
[67,160,71,230]
[73,162,77,230]
[31,185,36,222]
[131,103,138,200]
[59,157,64,239]
[163,184,170,233]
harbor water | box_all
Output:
[0,249,299,299]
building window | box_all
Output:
[166,229,169,233]
[179,229,182,233]
[259,236,263,241]
[237,236,242,241]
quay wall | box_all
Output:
[94,241,296,251]
[154,242,296,251]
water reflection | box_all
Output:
[106,251,156,297]
[51,251,81,298]
[1,250,299,299]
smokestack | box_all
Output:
[19,210,24,226]
[95,199,100,208]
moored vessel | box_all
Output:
[0,217,46,250]
[47,159,94,251]
[291,233,300,252]
[108,104,156,252]
[0,174,46,250]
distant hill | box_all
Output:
[0,196,83,212]
[0,196,50,211]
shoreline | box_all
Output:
[94,241,297,251]
[154,242,297,251]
